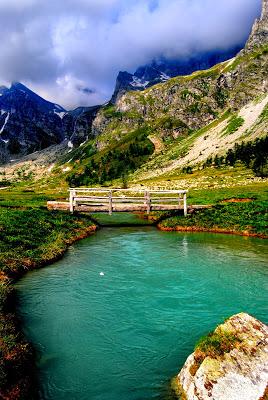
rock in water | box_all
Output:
[174,313,268,400]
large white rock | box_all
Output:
[175,313,268,400]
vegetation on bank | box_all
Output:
[159,201,268,237]
[195,329,241,359]
[0,208,96,399]
[0,208,96,277]
[188,328,242,377]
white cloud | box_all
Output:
[0,0,262,108]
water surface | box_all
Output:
[16,227,268,400]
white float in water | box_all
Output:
[100,272,105,276]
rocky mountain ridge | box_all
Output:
[0,83,100,163]
[244,0,268,52]
[111,48,242,103]
[0,82,66,162]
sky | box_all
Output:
[0,0,262,109]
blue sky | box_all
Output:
[0,0,262,109]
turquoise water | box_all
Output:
[16,227,268,400]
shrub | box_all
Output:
[102,104,123,119]
[195,329,241,358]
[182,166,193,174]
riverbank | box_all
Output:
[158,201,268,239]
[0,208,97,399]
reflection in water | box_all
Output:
[16,228,268,400]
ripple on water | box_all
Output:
[16,228,268,400]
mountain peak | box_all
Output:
[0,85,8,96]
[11,81,28,90]
[10,82,36,95]
[244,0,268,52]
[9,82,66,112]
[261,0,268,20]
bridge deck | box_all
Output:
[47,201,211,213]
[49,188,191,215]
[47,201,192,213]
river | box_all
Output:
[16,226,268,400]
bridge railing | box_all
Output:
[69,188,188,216]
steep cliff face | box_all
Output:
[174,313,268,400]
[62,105,101,147]
[244,0,268,52]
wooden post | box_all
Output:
[183,192,187,217]
[146,191,151,214]
[69,190,74,213]
[144,191,147,209]
[108,191,113,215]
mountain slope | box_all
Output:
[61,0,268,187]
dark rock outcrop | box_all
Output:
[62,105,101,147]
[0,83,101,163]
[0,82,66,162]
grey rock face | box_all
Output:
[244,0,268,52]
[62,105,101,147]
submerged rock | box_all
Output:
[174,313,268,400]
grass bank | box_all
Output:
[158,201,268,238]
[0,208,97,399]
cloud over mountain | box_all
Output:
[0,0,262,108]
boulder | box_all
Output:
[174,313,268,400]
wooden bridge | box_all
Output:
[47,188,189,216]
